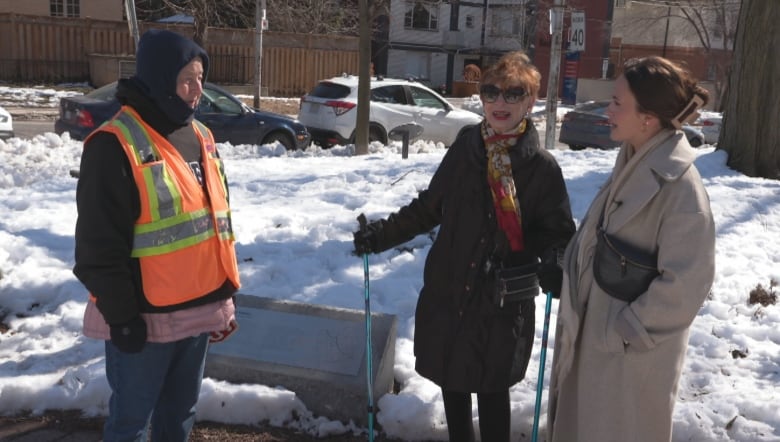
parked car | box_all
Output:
[0,106,13,140]
[55,81,311,150]
[700,114,722,145]
[559,101,705,150]
[297,74,483,148]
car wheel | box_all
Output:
[263,132,295,150]
[689,137,703,148]
[568,144,586,151]
[369,125,387,145]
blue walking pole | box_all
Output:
[357,215,375,442]
[532,291,553,442]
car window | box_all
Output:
[200,87,242,115]
[308,82,351,99]
[371,85,407,104]
[408,86,446,110]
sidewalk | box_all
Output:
[0,416,101,442]
[4,107,59,121]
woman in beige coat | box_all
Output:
[547,56,716,442]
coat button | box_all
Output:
[470,262,476,268]
[465,285,470,291]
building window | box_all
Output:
[489,8,524,37]
[404,1,439,31]
[50,0,80,18]
[614,0,627,7]
[465,15,475,29]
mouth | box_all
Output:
[492,111,512,119]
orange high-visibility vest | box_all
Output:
[85,106,240,307]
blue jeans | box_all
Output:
[103,333,209,442]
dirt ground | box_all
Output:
[0,409,408,441]
[245,98,301,117]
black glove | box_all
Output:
[109,316,147,353]
[353,213,383,256]
[537,248,564,299]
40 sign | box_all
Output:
[569,11,586,52]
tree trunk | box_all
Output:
[719,0,780,179]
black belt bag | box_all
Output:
[493,264,540,308]
[593,228,659,302]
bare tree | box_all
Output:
[718,0,779,179]
[613,0,740,110]
[138,0,390,45]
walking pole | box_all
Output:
[357,215,375,442]
[532,291,553,442]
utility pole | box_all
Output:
[254,0,267,109]
[544,0,565,151]
[662,4,671,57]
[124,0,140,47]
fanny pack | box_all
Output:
[593,228,659,302]
[493,263,540,308]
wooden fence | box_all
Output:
[0,13,359,97]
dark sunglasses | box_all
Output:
[479,84,528,104]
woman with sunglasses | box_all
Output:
[353,51,575,441]
[546,56,715,442]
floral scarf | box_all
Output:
[482,119,527,251]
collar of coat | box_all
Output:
[602,129,696,232]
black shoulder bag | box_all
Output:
[593,207,659,302]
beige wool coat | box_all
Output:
[547,129,716,442]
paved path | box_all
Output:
[0,419,101,441]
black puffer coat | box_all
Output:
[373,121,575,392]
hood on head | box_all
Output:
[132,29,210,125]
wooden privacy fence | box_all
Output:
[0,13,359,97]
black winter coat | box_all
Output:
[373,121,575,392]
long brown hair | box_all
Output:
[623,56,709,129]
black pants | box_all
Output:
[442,389,510,442]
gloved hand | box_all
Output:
[537,248,564,299]
[353,213,383,256]
[109,316,147,353]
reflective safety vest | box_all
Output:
[86,106,240,307]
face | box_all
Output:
[480,82,533,133]
[176,57,204,109]
[606,75,659,149]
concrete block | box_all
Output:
[205,294,398,426]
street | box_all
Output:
[14,120,55,139]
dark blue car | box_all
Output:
[55,81,311,150]
[559,100,704,150]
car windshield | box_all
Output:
[87,83,119,101]
[309,82,350,99]
[200,87,242,115]
[574,101,609,115]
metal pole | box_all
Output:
[124,0,140,47]
[544,0,566,151]
[662,4,671,57]
[532,291,554,442]
[254,0,266,108]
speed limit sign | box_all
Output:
[569,11,585,51]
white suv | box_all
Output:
[298,75,482,148]
[0,106,14,140]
